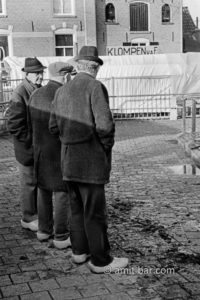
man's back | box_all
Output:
[29,80,65,191]
[50,71,115,184]
[52,72,114,146]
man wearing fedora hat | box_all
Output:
[28,61,74,248]
[7,57,46,231]
[49,46,128,273]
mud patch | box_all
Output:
[166,249,200,265]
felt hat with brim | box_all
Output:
[74,46,103,65]
[21,57,47,73]
[48,62,74,76]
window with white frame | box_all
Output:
[0,0,7,16]
[55,34,73,56]
[130,2,148,31]
[53,0,75,16]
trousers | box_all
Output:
[38,188,70,240]
[18,163,37,222]
[66,181,112,267]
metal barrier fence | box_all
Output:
[176,94,200,134]
[110,93,172,119]
[99,76,174,119]
[0,77,199,133]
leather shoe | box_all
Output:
[88,257,128,274]
[37,231,51,241]
[72,253,90,264]
[53,237,71,249]
[21,219,38,232]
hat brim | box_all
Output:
[59,65,74,75]
[74,56,103,66]
[21,66,47,73]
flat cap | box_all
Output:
[48,61,74,76]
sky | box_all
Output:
[183,0,200,23]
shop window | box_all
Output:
[53,0,75,16]
[162,4,170,23]
[55,34,73,56]
[105,3,115,22]
[130,2,148,31]
[0,0,7,16]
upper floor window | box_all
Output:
[53,0,75,16]
[162,4,170,23]
[55,34,73,56]
[130,2,148,31]
[105,3,115,22]
[0,0,7,16]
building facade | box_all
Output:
[0,0,183,58]
[96,0,183,55]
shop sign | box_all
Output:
[107,46,159,56]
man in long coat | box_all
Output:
[28,62,73,248]
[49,46,128,272]
[7,57,46,231]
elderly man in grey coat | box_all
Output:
[49,46,128,273]
[7,57,46,232]
[28,61,74,249]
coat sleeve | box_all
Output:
[27,96,33,146]
[49,96,60,136]
[6,91,29,142]
[91,82,115,152]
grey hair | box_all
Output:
[76,60,100,77]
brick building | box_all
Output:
[0,0,183,58]
[0,0,96,58]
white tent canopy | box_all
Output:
[3,52,200,96]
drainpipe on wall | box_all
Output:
[180,0,183,53]
[51,25,56,56]
[73,24,78,56]
[83,0,97,46]
[83,0,88,45]
[8,25,13,56]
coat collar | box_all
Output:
[47,80,63,88]
[76,72,95,79]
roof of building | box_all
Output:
[183,6,196,34]
[182,6,200,52]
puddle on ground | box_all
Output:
[168,164,200,175]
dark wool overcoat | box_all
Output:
[49,72,115,185]
[29,80,66,191]
[6,79,36,166]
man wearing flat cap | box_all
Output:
[7,57,46,232]
[28,61,73,248]
[49,46,128,272]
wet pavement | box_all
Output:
[1,119,200,299]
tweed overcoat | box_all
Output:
[29,80,66,191]
[49,72,115,184]
[6,79,36,166]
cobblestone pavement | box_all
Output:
[1,119,200,299]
